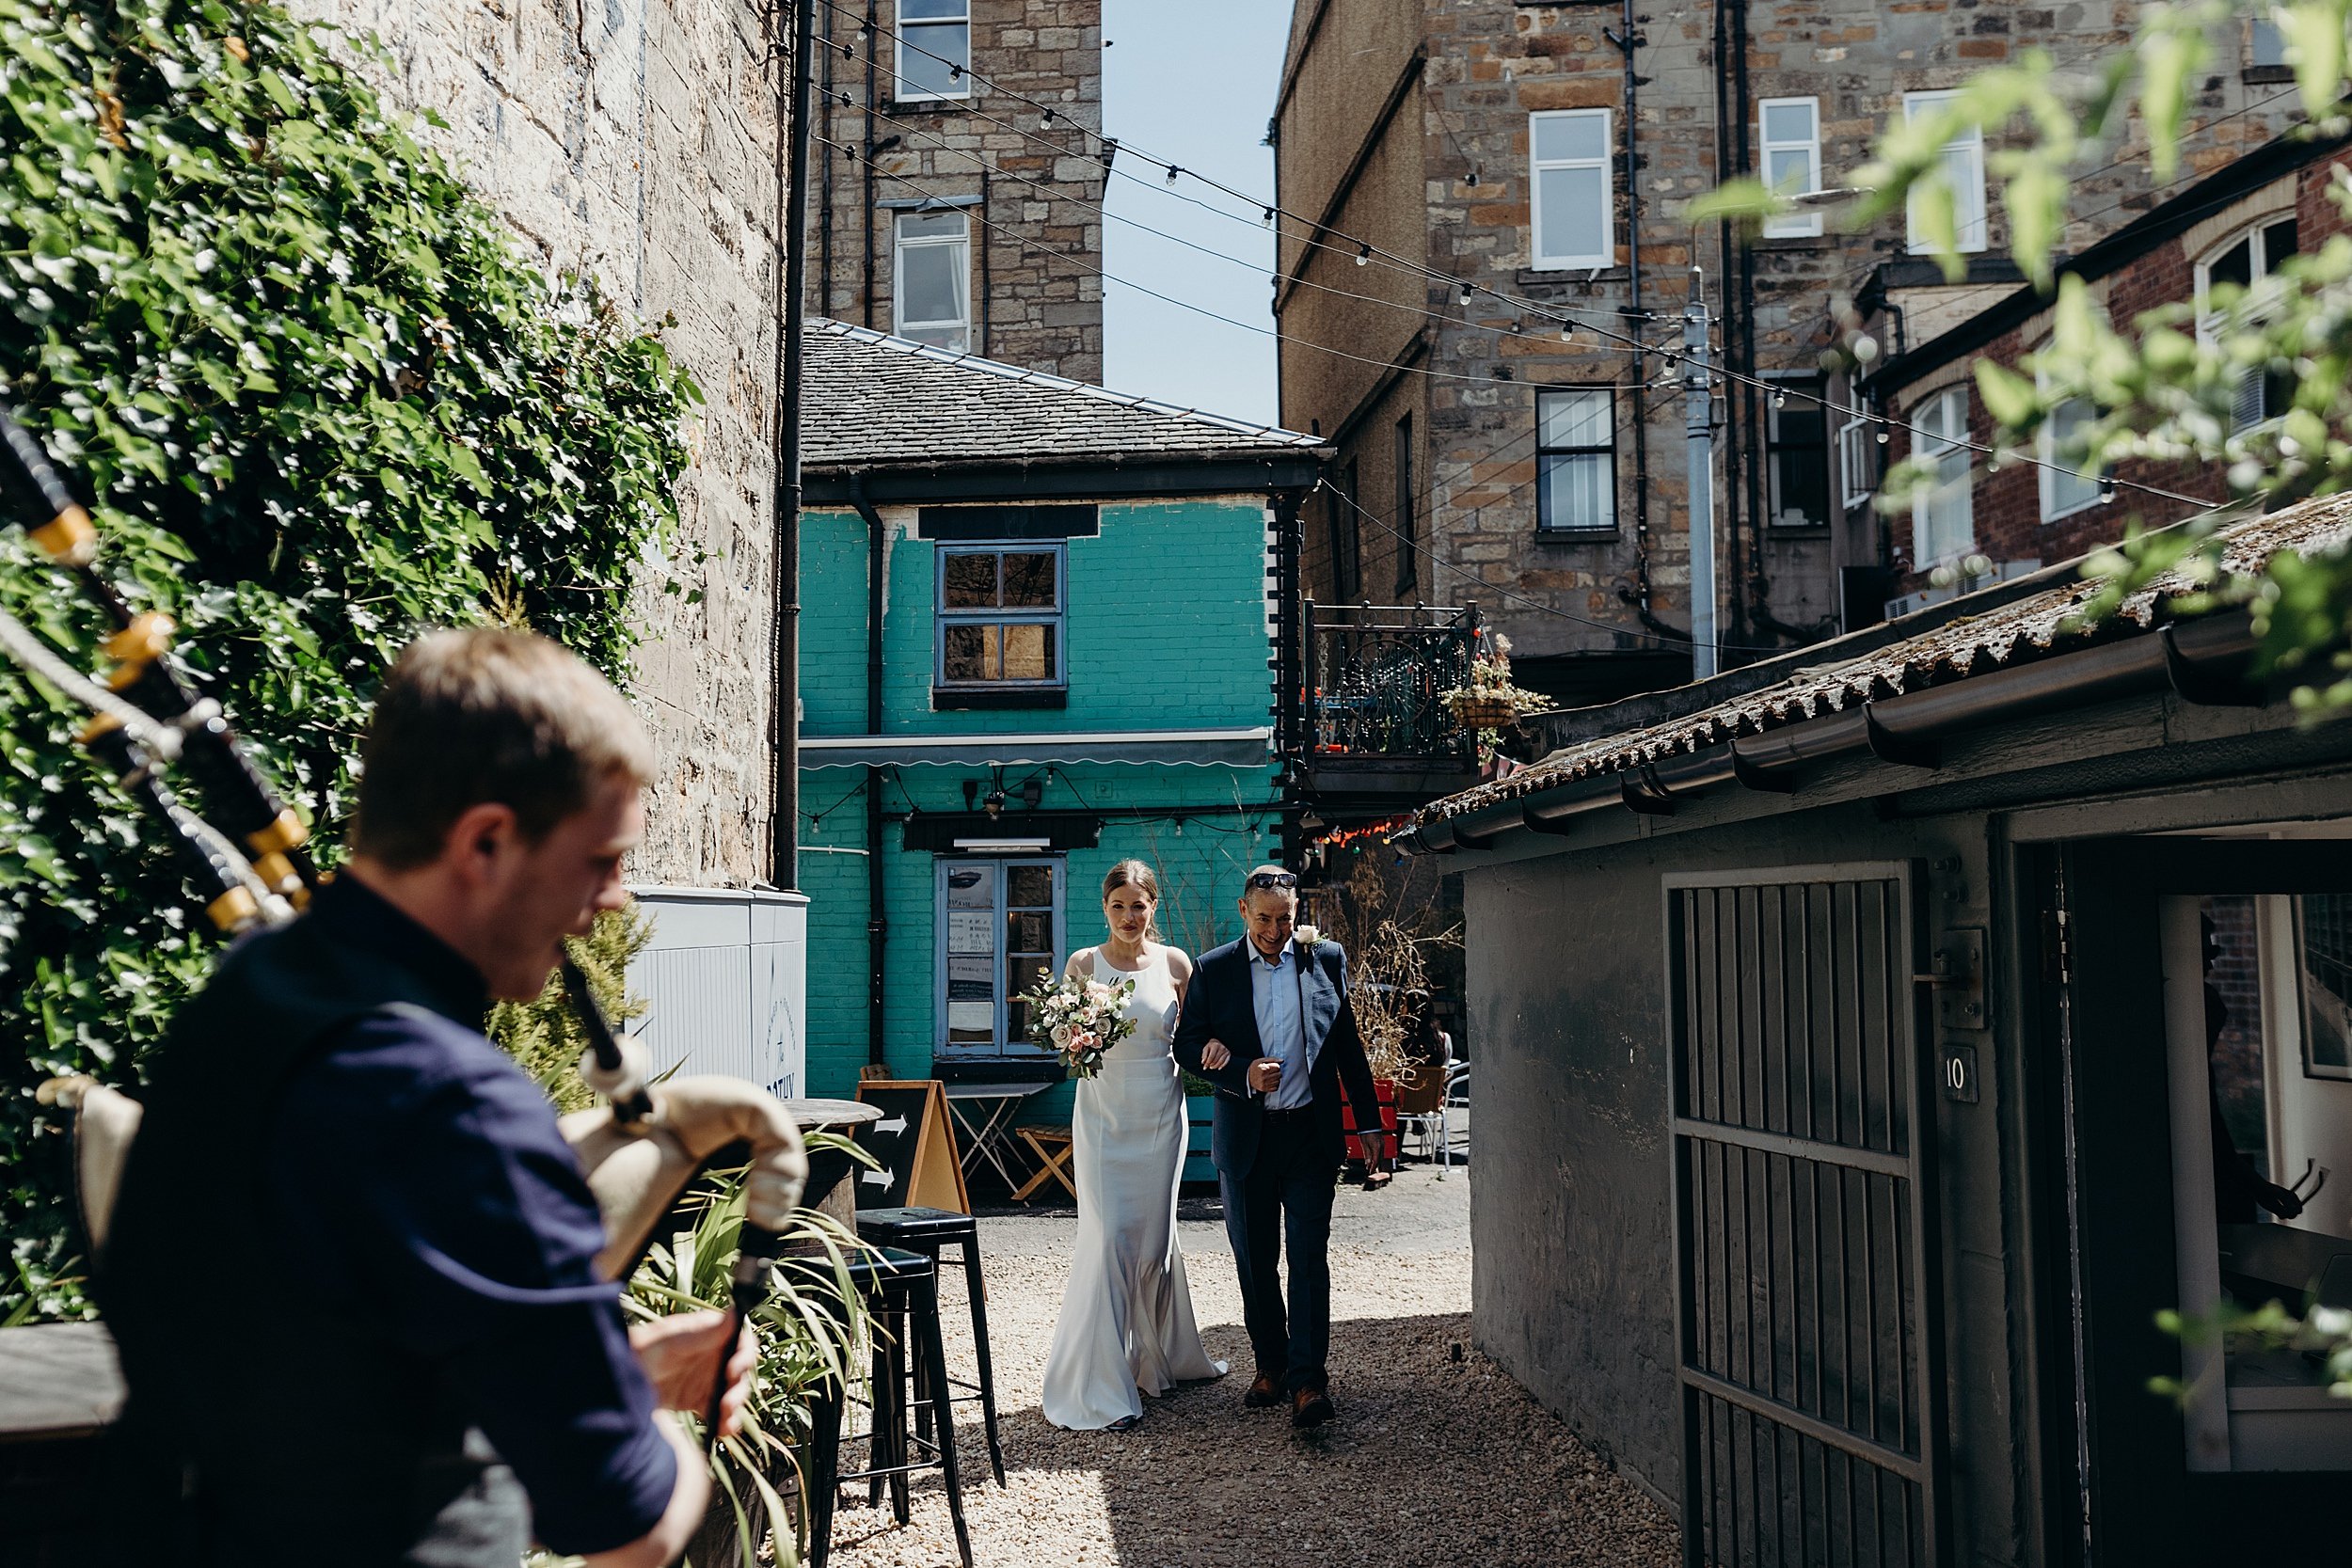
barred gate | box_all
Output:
[1664,867,1947,1568]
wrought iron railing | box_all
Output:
[1303,600,1478,761]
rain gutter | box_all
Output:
[1406,610,2262,853]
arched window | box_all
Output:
[2197,216,2299,430]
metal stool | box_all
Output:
[854,1206,1006,1485]
[803,1247,974,1568]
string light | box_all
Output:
[1875,421,1891,445]
[1355,243,1371,266]
[948,62,963,81]
[1041,107,1055,127]
[1772,387,1787,411]
[1166,164,1182,186]
[1262,207,1275,226]
[1459,286,1473,307]
[856,11,870,40]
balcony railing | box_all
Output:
[1303,600,1478,762]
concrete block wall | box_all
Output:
[297,0,787,885]
[811,0,1105,380]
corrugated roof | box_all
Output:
[802,321,1324,469]
[1419,495,2352,823]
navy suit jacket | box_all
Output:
[1171,936,1384,1177]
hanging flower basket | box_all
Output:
[1445,692,1522,728]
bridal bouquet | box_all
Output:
[1020,972,1136,1079]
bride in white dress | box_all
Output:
[1041,860,1228,1430]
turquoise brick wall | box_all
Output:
[796,494,1282,1115]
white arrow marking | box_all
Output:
[861,1169,894,1186]
[876,1117,908,1134]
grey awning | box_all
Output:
[800,727,1273,769]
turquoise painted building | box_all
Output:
[796,322,1326,1119]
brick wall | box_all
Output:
[811,0,1104,379]
[1880,148,2352,594]
[300,0,787,885]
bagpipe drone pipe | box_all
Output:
[0,404,805,1445]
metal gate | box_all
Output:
[1665,866,1947,1568]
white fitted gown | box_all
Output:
[1040,946,1227,1429]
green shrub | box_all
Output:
[0,0,700,1320]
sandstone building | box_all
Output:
[809,0,1107,381]
[1273,0,2305,707]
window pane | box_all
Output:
[2265,218,2300,269]
[899,21,969,97]
[2209,238,2253,292]
[1000,550,1057,608]
[900,0,964,19]
[945,863,993,909]
[900,238,965,326]
[1762,101,1815,145]
[1538,451,1613,531]
[1001,622,1053,681]
[1008,911,1051,952]
[2253,16,2286,65]
[1533,112,1608,163]
[1537,165,1607,261]
[898,210,964,239]
[943,552,997,608]
[943,622,997,681]
[1539,388,1613,449]
[1942,142,1985,247]
[1766,146,1813,197]
[1007,864,1053,907]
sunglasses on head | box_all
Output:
[1245,872,1298,891]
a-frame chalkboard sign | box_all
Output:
[850,1078,970,1213]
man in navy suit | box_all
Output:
[1171,865,1388,1427]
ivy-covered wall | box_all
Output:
[0,0,707,1317]
[293,0,789,884]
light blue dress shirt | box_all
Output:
[1249,942,1314,1110]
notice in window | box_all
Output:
[946,955,993,1002]
[947,911,996,955]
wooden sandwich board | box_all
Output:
[851,1078,969,1213]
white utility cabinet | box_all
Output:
[624,885,808,1097]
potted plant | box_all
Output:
[1441,641,1550,734]
[1341,920,1454,1170]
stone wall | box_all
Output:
[811,0,1105,379]
[292,0,787,887]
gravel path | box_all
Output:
[816,1167,1678,1568]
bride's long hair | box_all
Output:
[1102,859,1165,943]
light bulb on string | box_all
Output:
[1772,387,1787,412]
[1166,164,1182,186]
[857,12,871,40]
[1355,243,1371,266]
[1459,286,1473,307]
[1874,421,1891,445]
[841,39,853,58]
[1041,108,1055,127]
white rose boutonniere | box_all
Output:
[1294,924,1324,952]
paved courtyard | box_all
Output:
[816,1165,1678,1568]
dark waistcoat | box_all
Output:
[97,887,530,1566]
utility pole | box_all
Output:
[771,0,816,892]
[1681,264,1717,680]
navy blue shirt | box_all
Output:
[264,879,675,1556]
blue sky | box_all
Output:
[1100,0,1290,427]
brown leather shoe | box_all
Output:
[1244,1371,1283,1408]
[1290,1386,1335,1428]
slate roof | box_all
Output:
[1418,493,2352,823]
[802,321,1325,470]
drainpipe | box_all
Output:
[850,472,889,1068]
[1608,3,1652,619]
[863,23,877,327]
[818,0,833,318]
[771,0,815,892]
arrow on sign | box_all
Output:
[876,1117,908,1134]
[861,1169,894,1187]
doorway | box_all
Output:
[2045,836,2352,1562]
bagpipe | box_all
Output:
[0,404,804,1443]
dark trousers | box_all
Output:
[1218,1108,1337,1393]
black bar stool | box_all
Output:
[854,1205,1007,1486]
[803,1246,974,1568]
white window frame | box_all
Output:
[1902,90,1987,255]
[935,857,1064,1060]
[894,0,972,103]
[2195,215,2299,432]
[2036,363,2106,523]
[1758,97,1823,239]
[893,209,971,350]
[1838,415,1878,512]
[1910,386,1975,567]
[1529,108,1614,270]
[1534,386,1618,534]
